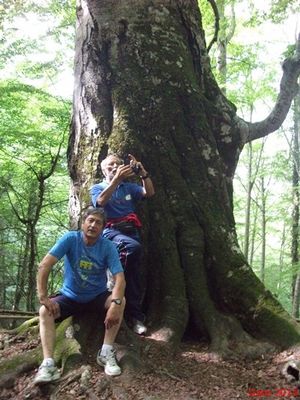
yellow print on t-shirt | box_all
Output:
[80,260,93,270]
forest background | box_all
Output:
[0,0,299,318]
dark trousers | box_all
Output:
[103,227,144,322]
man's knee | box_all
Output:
[130,239,142,255]
[126,237,142,255]
[39,305,47,316]
[39,305,54,321]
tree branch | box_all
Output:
[242,34,300,143]
[226,0,236,44]
[206,0,219,53]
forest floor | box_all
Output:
[0,328,299,400]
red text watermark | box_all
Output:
[248,388,299,397]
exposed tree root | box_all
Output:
[49,364,92,399]
[208,313,275,361]
[0,312,147,398]
[0,345,41,388]
[0,316,82,389]
[0,356,38,389]
[0,316,39,336]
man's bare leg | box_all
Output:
[97,296,126,376]
[103,297,125,345]
[34,306,60,385]
[39,305,56,359]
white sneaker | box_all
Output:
[97,349,121,376]
[34,364,60,385]
[133,319,147,335]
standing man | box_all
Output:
[34,207,125,385]
[90,154,154,335]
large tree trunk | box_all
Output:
[68,0,300,355]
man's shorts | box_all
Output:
[50,291,111,322]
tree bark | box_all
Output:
[68,0,300,354]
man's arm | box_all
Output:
[104,272,126,329]
[140,174,155,198]
[97,165,134,207]
[37,254,60,317]
[111,271,126,301]
[127,154,155,198]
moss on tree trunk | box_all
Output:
[67,0,300,355]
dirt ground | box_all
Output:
[0,329,299,400]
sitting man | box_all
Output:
[34,207,125,385]
[90,153,154,335]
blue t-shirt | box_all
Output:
[90,180,144,219]
[49,231,123,302]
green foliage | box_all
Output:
[268,0,300,24]
[282,44,296,59]
[0,1,75,96]
[0,80,69,163]
[0,1,76,310]
[197,0,216,39]
[234,134,293,313]
[243,1,300,27]
[263,261,292,312]
[219,43,277,108]
[0,79,71,309]
[0,0,26,28]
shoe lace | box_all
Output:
[106,350,118,366]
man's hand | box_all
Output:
[39,296,60,319]
[128,154,147,176]
[104,303,122,330]
[113,164,135,182]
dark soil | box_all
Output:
[0,329,299,400]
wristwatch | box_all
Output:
[111,298,122,305]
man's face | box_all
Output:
[82,214,104,241]
[102,156,122,181]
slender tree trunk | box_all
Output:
[277,223,286,295]
[292,93,300,317]
[0,233,6,308]
[244,142,253,260]
[216,0,226,93]
[215,0,236,94]
[13,192,37,311]
[26,224,37,311]
[260,176,267,283]
[249,203,258,267]
[14,234,29,310]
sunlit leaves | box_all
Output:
[0,79,71,224]
[268,0,300,24]
[0,1,75,96]
[0,79,70,308]
[0,80,70,169]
